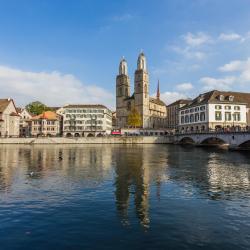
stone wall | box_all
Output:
[0,136,173,144]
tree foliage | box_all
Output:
[127,108,142,128]
[25,101,51,115]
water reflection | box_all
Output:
[0,144,250,232]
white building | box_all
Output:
[178,90,250,132]
[17,108,34,137]
[0,98,20,137]
[58,104,112,137]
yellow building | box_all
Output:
[31,111,61,137]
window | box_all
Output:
[190,114,194,123]
[228,95,234,102]
[215,105,222,110]
[181,116,184,124]
[200,112,206,121]
[185,115,189,123]
[215,111,222,121]
[225,106,231,110]
[219,95,225,101]
[234,106,240,110]
[225,112,231,121]
[234,112,241,121]
[195,113,199,122]
[195,107,199,112]
[200,106,206,111]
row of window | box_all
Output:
[180,112,206,124]
[64,120,103,125]
[33,127,56,131]
[181,106,206,115]
[65,114,105,119]
[33,121,56,125]
[215,112,241,121]
[66,109,105,114]
[64,126,104,131]
[215,105,241,110]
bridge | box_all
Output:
[174,131,250,150]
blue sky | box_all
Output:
[1,0,250,108]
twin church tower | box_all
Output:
[116,52,167,129]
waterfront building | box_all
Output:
[0,98,20,137]
[17,108,34,137]
[178,90,250,132]
[30,111,61,137]
[58,104,112,137]
[116,52,167,129]
[166,99,191,131]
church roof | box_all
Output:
[149,97,166,106]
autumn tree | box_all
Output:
[127,108,142,128]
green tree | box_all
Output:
[127,108,142,128]
[25,101,51,115]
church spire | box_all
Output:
[156,80,160,100]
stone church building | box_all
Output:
[116,52,167,129]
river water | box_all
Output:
[0,144,250,250]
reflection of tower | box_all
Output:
[114,146,150,228]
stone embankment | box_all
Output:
[0,136,173,144]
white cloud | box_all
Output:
[218,60,245,72]
[0,65,114,109]
[183,32,212,47]
[218,33,243,42]
[200,76,236,91]
[160,91,188,105]
[219,58,250,72]
[176,82,193,91]
[172,46,206,60]
[218,58,250,83]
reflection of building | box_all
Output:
[179,90,250,132]
[17,108,34,137]
[31,111,61,137]
[114,145,168,228]
[116,52,167,129]
[166,99,191,131]
[0,98,20,137]
[58,104,112,137]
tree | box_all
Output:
[25,101,51,115]
[127,108,142,128]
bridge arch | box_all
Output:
[200,137,227,145]
[178,137,195,145]
[238,140,250,149]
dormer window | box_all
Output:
[228,95,234,102]
[198,94,204,102]
[219,95,225,101]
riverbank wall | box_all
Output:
[0,136,173,144]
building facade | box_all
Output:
[178,90,250,132]
[17,108,33,137]
[116,52,167,129]
[0,99,20,137]
[58,104,112,137]
[166,99,191,130]
[30,111,61,137]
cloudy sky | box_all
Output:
[1,0,250,109]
